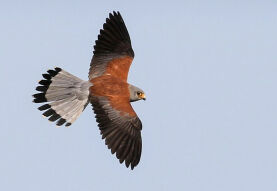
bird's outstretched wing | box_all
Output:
[90,95,142,170]
[89,11,142,169]
[89,11,134,81]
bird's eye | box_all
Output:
[137,92,142,96]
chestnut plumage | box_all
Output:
[33,11,145,170]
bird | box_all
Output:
[32,11,145,170]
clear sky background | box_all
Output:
[1,0,276,190]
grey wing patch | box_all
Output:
[90,96,142,170]
[89,54,121,80]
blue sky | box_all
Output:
[1,0,277,190]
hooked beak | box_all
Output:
[141,94,146,101]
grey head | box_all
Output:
[128,84,146,102]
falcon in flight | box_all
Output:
[33,11,145,170]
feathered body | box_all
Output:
[32,12,145,169]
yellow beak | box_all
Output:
[141,93,146,100]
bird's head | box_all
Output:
[129,85,146,102]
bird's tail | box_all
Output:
[33,67,92,127]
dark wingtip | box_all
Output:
[93,11,133,57]
[112,11,117,16]
[116,11,122,19]
[119,158,124,164]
